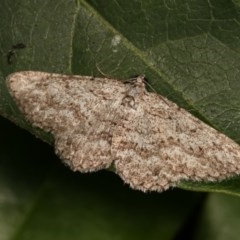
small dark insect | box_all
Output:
[7,42,26,65]
[12,43,26,49]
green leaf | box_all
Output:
[1,0,240,202]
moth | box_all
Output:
[7,71,240,192]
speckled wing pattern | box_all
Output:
[8,72,126,171]
[7,71,240,192]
